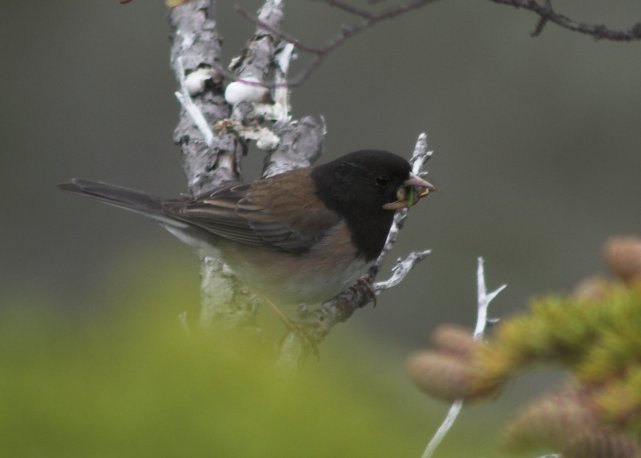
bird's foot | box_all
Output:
[282,320,320,361]
[264,300,320,360]
[357,276,377,307]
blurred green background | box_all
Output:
[1,1,640,456]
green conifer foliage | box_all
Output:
[408,236,641,457]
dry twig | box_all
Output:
[231,0,641,87]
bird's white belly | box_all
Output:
[165,220,372,306]
[225,247,372,306]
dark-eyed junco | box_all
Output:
[59,150,434,306]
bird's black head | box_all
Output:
[311,150,417,261]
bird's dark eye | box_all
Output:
[375,175,391,187]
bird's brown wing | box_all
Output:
[162,169,341,254]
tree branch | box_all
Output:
[491,0,641,41]
[169,0,240,193]
[233,0,641,87]
[223,0,325,176]
[169,0,325,330]
[169,0,257,328]
[235,0,441,87]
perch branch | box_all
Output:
[421,257,506,458]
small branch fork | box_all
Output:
[276,133,434,369]
[421,258,506,458]
[492,0,641,40]
[231,0,641,87]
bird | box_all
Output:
[58,150,434,309]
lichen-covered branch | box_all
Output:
[168,1,241,192]
[168,0,256,328]
[168,0,324,329]
[374,250,432,292]
[223,1,325,177]
[371,134,433,279]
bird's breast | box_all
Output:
[218,221,372,306]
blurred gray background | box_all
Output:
[2,1,641,349]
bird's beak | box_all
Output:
[382,173,436,210]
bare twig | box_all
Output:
[529,0,552,37]
[371,133,433,276]
[492,0,641,42]
[374,250,432,292]
[271,42,295,121]
[232,0,641,88]
[317,0,375,19]
[474,258,506,337]
[236,0,441,87]
[421,257,506,458]
[174,57,215,147]
[423,401,463,458]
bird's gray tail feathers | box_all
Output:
[58,178,180,226]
